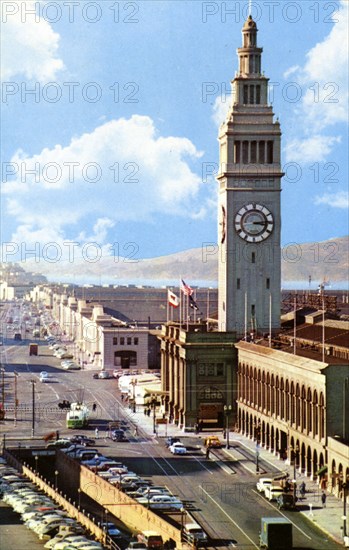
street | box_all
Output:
[0,316,344,550]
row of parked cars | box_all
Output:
[45,335,81,370]
[0,459,105,549]
[256,477,297,509]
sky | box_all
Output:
[1,0,348,271]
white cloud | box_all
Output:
[314,191,349,209]
[2,115,205,256]
[212,96,231,127]
[284,135,341,164]
[1,1,64,82]
[284,0,348,162]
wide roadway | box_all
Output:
[1,337,343,550]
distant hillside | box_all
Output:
[18,236,348,287]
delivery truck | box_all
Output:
[259,517,292,549]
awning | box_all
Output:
[315,465,328,477]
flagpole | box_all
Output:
[179,278,182,329]
[194,289,197,324]
[293,296,296,355]
[269,293,272,348]
[186,293,189,331]
[166,290,169,323]
[244,292,247,341]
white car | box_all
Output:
[169,442,187,455]
[264,485,284,501]
[39,371,49,383]
[256,477,273,494]
[136,494,183,510]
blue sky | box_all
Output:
[1,0,348,268]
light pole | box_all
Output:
[31,380,36,437]
[291,445,299,503]
[151,395,157,434]
[34,455,38,473]
[14,371,18,427]
[55,470,59,489]
[77,488,81,509]
[224,405,232,449]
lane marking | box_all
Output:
[200,486,259,549]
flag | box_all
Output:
[189,295,199,311]
[181,279,193,296]
[168,289,179,308]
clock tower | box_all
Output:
[218,15,283,336]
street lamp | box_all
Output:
[34,455,39,473]
[223,405,232,449]
[291,445,299,503]
[151,395,157,434]
[54,470,59,489]
[77,488,81,509]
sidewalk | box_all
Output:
[129,408,347,547]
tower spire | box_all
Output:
[237,15,262,77]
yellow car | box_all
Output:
[204,435,222,448]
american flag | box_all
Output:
[181,279,193,296]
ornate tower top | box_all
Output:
[237,15,263,78]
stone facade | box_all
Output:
[158,323,237,431]
[236,340,349,486]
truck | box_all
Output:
[259,517,293,550]
[29,343,38,356]
[66,402,89,429]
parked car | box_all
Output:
[46,439,71,449]
[183,523,208,546]
[169,442,187,455]
[136,494,183,511]
[276,493,297,510]
[256,478,273,494]
[264,485,284,501]
[64,362,81,370]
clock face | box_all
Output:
[235,203,274,242]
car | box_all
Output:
[165,436,180,448]
[98,370,111,379]
[111,429,126,441]
[64,362,81,370]
[183,523,208,546]
[46,439,71,449]
[126,543,148,550]
[204,435,222,448]
[256,477,273,494]
[112,369,122,379]
[136,494,183,511]
[70,435,95,446]
[276,493,297,510]
[264,485,284,501]
[100,522,123,539]
[169,442,187,455]
[39,371,50,383]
